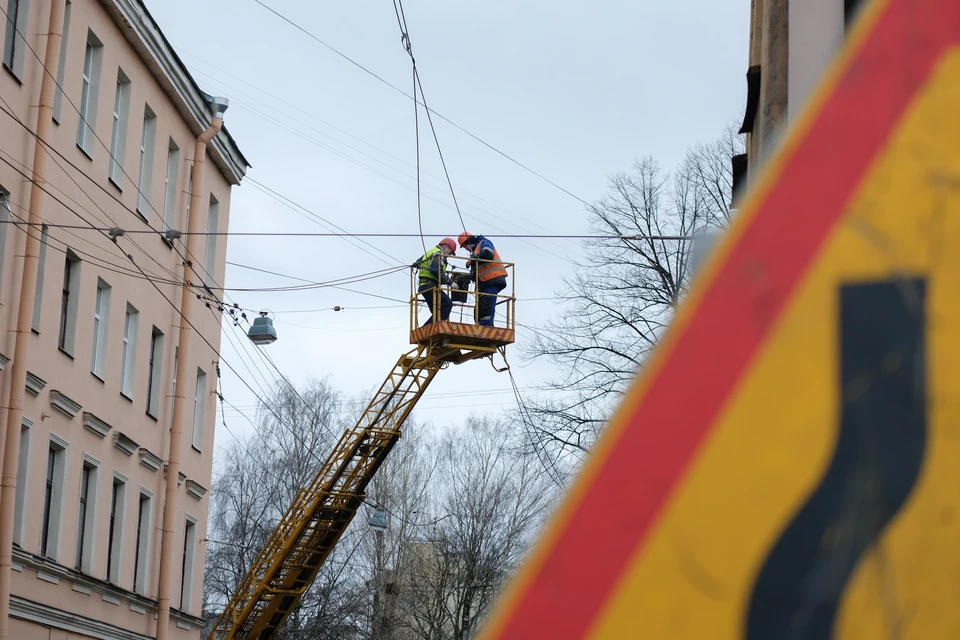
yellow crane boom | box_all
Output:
[208,258,515,639]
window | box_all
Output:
[2,0,30,80]
[136,106,157,216]
[40,437,67,559]
[91,279,110,377]
[52,1,72,122]
[146,327,164,418]
[162,140,180,235]
[170,346,178,428]
[203,196,219,287]
[75,458,98,572]
[106,474,126,584]
[58,251,80,354]
[180,517,197,612]
[41,449,55,556]
[183,167,193,234]
[192,369,206,450]
[120,304,138,398]
[132,490,152,594]
[12,419,30,547]
[76,31,103,156]
[31,224,48,332]
[0,191,10,295]
[108,70,131,187]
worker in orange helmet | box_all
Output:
[458,232,508,327]
[414,238,457,326]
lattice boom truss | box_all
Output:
[208,346,440,639]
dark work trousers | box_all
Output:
[419,282,452,325]
[476,279,507,326]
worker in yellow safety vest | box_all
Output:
[458,232,508,327]
[414,238,457,326]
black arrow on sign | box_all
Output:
[745,278,927,639]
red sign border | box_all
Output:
[481,0,960,637]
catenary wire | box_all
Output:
[251,0,591,207]
[184,65,576,260]
[0,220,694,241]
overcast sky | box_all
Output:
[148,0,749,452]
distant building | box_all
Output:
[736,0,866,196]
[0,1,248,638]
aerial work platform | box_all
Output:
[207,254,517,639]
[409,254,516,366]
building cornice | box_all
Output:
[25,372,46,396]
[98,0,251,185]
[82,412,112,439]
[10,548,205,631]
[113,431,139,456]
[49,390,82,419]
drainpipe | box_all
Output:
[0,2,68,638]
[155,97,227,640]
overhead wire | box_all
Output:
[1,2,483,569]
[507,369,567,488]
[391,0,467,240]
[10,0,565,544]
[0,220,693,241]
[243,178,401,268]
[182,60,575,259]
[251,0,591,207]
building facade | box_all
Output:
[0,1,248,638]
[737,0,866,192]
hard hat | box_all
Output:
[458,232,473,248]
[438,237,457,254]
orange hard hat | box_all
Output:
[438,237,457,254]
[458,232,473,248]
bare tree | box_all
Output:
[204,384,558,640]
[202,379,369,639]
[386,416,556,640]
[522,126,744,470]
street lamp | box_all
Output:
[247,310,278,345]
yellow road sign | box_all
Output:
[478,0,960,637]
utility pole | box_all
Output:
[154,97,228,640]
[0,2,67,638]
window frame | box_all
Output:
[107,70,131,187]
[51,0,72,123]
[12,418,31,547]
[132,489,152,594]
[106,472,127,585]
[120,304,139,399]
[74,456,99,573]
[2,0,31,81]
[136,106,157,217]
[91,278,111,378]
[162,139,180,236]
[179,515,197,612]
[146,327,164,419]
[191,368,206,451]
[40,436,68,560]
[203,195,219,288]
[30,224,48,332]
[57,250,81,355]
[0,190,10,298]
[75,30,102,157]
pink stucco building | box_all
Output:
[0,0,248,638]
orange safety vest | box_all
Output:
[473,246,508,282]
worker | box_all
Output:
[458,232,508,326]
[415,238,457,326]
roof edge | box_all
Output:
[100,0,252,186]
